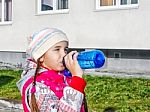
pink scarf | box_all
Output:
[36,69,72,98]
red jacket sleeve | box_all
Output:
[69,76,86,93]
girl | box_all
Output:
[17,28,87,112]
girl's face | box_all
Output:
[40,41,68,71]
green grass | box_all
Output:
[84,75,150,112]
[0,70,22,100]
[0,70,150,112]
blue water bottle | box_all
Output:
[63,50,105,77]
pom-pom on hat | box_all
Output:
[27,28,69,61]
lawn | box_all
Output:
[0,70,150,112]
[0,70,22,100]
[84,75,150,112]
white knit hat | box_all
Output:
[26,28,69,61]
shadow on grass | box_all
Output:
[0,75,14,87]
[103,107,117,112]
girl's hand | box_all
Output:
[63,51,83,78]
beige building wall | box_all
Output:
[0,0,150,52]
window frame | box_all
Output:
[95,0,139,11]
[0,0,13,25]
[37,0,69,15]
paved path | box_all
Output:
[85,70,150,79]
[0,99,23,112]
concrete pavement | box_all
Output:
[85,70,150,79]
[0,99,23,112]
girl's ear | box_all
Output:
[39,56,44,63]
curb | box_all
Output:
[0,99,23,110]
[85,71,150,79]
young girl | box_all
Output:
[17,28,88,112]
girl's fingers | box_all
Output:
[67,51,77,64]
[64,51,83,77]
[72,52,79,61]
[64,51,77,67]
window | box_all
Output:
[100,0,114,6]
[0,0,12,23]
[96,0,139,10]
[22,52,27,58]
[37,0,69,14]
[114,52,121,58]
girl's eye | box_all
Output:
[54,49,60,51]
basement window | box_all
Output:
[22,52,27,58]
[114,52,121,58]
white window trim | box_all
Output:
[0,0,13,25]
[36,0,69,15]
[95,0,139,11]
[0,21,12,25]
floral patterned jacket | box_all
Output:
[17,59,87,112]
